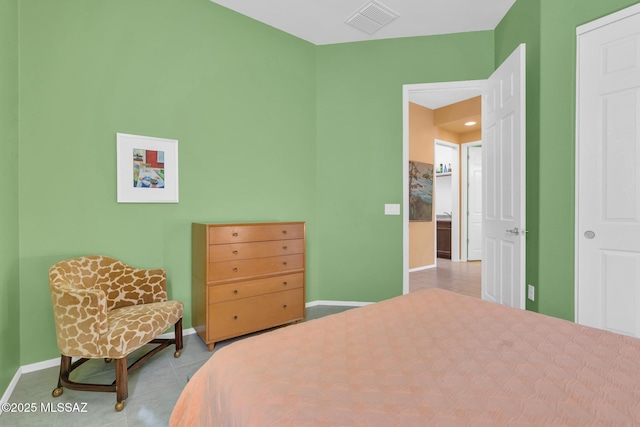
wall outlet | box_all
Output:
[527,284,535,301]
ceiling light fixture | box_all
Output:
[345,1,399,35]
[464,121,477,126]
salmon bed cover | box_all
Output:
[170,289,640,426]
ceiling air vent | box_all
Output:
[346,1,399,35]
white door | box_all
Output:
[482,44,526,309]
[467,145,483,260]
[576,4,640,336]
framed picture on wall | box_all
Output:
[409,160,433,221]
[116,133,179,203]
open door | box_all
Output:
[481,44,526,309]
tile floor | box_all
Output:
[0,306,355,427]
[410,258,481,298]
[1,261,479,427]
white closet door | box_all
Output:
[577,4,640,336]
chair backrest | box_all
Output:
[49,255,167,311]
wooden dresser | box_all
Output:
[191,222,306,351]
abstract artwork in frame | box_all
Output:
[116,133,179,203]
[409,160,433,221]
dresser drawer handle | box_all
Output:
[282,262,287,266]
[233,315,238,320]
[232,250,238,255]
[283,304,287,309]
[282,230,287,235]
[283,281,288,286]
[232,232,238,237]
[232,268,238,272]
[283,246,288,250]
[233,290,238,294]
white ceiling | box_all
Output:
[410,88,481,110]
[210,0,516,46]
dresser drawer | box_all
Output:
[208,223,304,244]
[208,254,304,282]
[208,273,304,304]
[209,239,304,262]
[207,288,304,341]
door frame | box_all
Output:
[434,139,460,262]
[461,140,482,262]
[402,80,485,295]
[574,2,640,323]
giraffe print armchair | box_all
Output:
[48,255,184,411]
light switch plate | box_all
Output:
[384,204,400,215]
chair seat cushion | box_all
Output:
[102,300,183,358]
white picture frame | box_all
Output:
[116,133,179,203]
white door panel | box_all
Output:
[484,237,497,300]
[501,240,515,307]
[482,44,526,309]
[602,251,640,336]
[577,4,640,336]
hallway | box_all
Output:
[409,259,481,298]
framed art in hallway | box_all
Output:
[408,160,433,221]
[116,133,179,203]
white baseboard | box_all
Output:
[158,327,196,340]
[0,327,197,408]
[20,357,60,374]
[306,300,373,307]
[409,264,436,272]
[1,368,22,409]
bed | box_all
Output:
[170,289,640,426]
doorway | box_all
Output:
[402,80,484,295]
[403,43,527,307]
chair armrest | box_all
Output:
[50,285,108,357]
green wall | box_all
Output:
[315,33,495,302]
[7,0,640,393]
[495,0,640,320]
[14,1,496,367]
[18,0,317,365]
[0,0,20,397]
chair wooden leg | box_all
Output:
[54,354,115,395]
[114,358,128,411]
[52,355,71,397]
[51,324,179,410]
[58,355,71,386]
[174,318,183,358]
